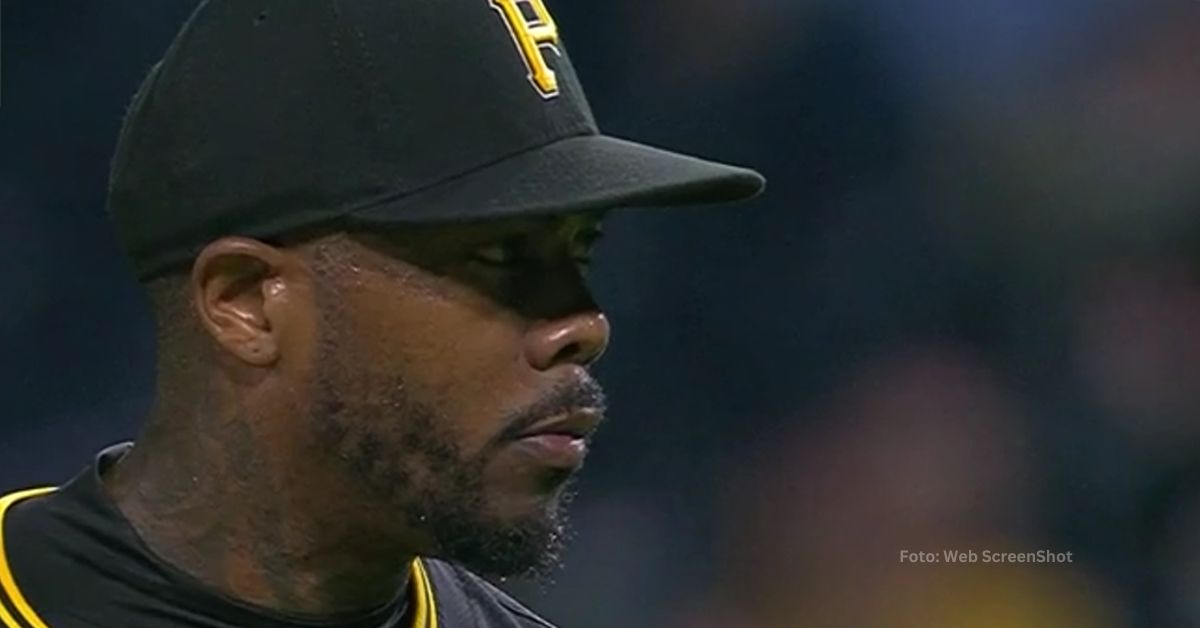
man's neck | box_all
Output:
[101,412,415,617]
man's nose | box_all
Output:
[523,310,611,371]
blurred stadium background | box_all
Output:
[4,1,1200,626]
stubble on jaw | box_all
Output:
[299,236,603,579]
[305,293,577,579]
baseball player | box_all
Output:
[0,1,763,626]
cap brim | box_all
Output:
[345,134,765,225]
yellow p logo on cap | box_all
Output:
[490,0,561,99]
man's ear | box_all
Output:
[190,237,294,367]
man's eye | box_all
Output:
[470,240,594,271]
[471,242,522,266]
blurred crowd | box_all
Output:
[5,1,1200,626]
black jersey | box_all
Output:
[0,445,557,628]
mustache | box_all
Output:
[496,376,608,444]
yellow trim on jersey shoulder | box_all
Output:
[0,490,440,628]
[410,558,439,628]
[0,578,21,628]
[0,487,58,628]
[0,591,19,628]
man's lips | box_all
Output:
[515,408,603,440]
[511,408,603,469]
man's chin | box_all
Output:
[435,516,569,579]
[430,491,576,579]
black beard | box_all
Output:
[417,377,605,578]
[307,266,604,579]
[312,356,596,578]
[312,373,578,579]
[417,458,578,580]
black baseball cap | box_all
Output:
[108,0,766,280]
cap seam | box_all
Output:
[129,132,592,277]
[341,129,597,218]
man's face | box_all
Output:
[298,214,610,578]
